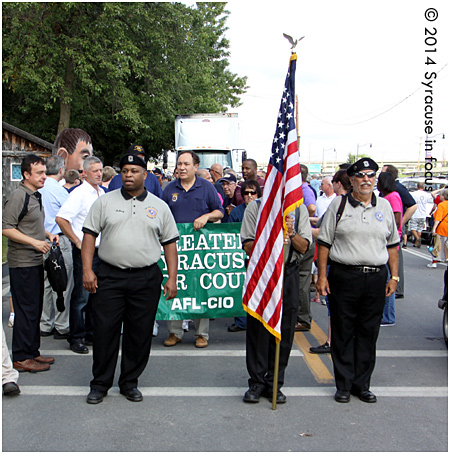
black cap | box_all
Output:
[152,167,162,175]
[119,153,147,170]
[347,158,379,176]
[127,144,147,158]
[218,174,237,184]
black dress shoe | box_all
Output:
[335,390,350,403]
[261,388,287,404]
[228,324,246,332]
[351,389,377,403]
[3,382,20,396]
[120,387,143,402]
[70,340,89,354]
[54,330,69,340]
[243,385,264,403]
[86,389,107,404]
[40,329,55,337]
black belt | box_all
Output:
[330,261,382,273]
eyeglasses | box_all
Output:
[243,190,257,196]
[353,171,377,179]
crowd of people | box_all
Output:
[2,127,448,405]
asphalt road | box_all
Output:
[2,247,448,452]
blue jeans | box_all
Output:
[69,247,100,342]
[382,265,395,324]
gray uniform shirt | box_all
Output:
[83,188,179,269]
[2,182,46,268]
[240,199,312,264]
[317,192,400,266]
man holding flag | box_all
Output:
[241,53,311,404]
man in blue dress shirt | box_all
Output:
[107,144,162,198]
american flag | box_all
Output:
[242,54,303,342]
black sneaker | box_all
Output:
[309,342,331,354]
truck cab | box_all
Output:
[173,113,246,172]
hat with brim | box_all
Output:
[127,144,147,158]
[218,174,237,184]
[119,153,147,170]
[347,157,379,176]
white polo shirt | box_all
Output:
[315,192,336,218]
[57,180,104,246]
[83,188,179,269]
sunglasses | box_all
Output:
[353,171,377,178]
[243,190,257,196]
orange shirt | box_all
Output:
[434,200,448,237]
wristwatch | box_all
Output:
[289,230,296,239]
[390,276,400,282]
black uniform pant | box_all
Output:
[328,263,387,392]
[9,265,44,362]
[90,262,163,392]
[246,261,300,391]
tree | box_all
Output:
[347,152,370,164]
[2,2,247,164]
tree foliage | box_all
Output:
[2,2,247,164]
[347,153,370,164]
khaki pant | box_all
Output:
[167,319,209,340]
[2,327,19,385]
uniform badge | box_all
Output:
[172,193,179,202]
[363,160,369,167]
[146,207,157,218]
[375,212,383,222]
[128,155,134,162]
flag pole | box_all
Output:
[272,254,285,410]
[272,340,281,410]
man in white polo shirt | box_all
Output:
[82,153,179,404]
[410,182,434,248]
[56,156,104,354]
[315,176,336,218]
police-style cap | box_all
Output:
[119,153,147,170]
[347,157,379,176]
[218,174,237,184]
[127,144,147,158]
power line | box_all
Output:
[301,64,448,126]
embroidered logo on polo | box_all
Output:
[146,207,157,218]
[172,193,179,202]
[375,212,383,221]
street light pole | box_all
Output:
[356,142,372,161]
[322,147,335,173]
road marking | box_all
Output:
[37,349,447,358]
[293,321,334,384]
[403,247,447,266]
[17,385,448,398]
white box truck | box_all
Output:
[164,113,246,172]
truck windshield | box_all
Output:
[195,151,232,170]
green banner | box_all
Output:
[156,222,247,320]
